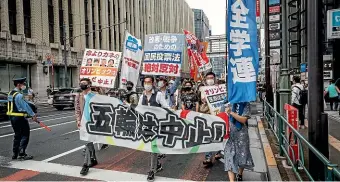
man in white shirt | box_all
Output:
[291,76,305,129]
[138,76,169,181]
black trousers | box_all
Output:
[292,103,305,126]
[10,116,30,155]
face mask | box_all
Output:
[80,84,89,90]
[206,79,214,86]
[21,85,26,90]
[158,81,165,88]
[127,86,133,91]
[184,86,191,91]
[144,84,153,91]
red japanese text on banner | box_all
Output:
[80,48,122,88]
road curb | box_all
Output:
[256,116,282,181]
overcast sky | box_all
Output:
[185,0,226,35]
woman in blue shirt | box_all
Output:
[326,80,340,110]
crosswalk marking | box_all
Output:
[0,120,75,138]
[0,156,192,181]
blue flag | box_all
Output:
[227,0,259,104]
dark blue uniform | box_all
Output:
[7,78,35,160]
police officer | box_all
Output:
[7,77,38,160]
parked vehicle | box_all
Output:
[53,88,81,110]
[47,90,59,105]
[0,92,8,120]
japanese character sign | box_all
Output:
[80,48,122,88]
[142,33,185,77]
[227,0,259,103]
[120,32,143,91]
[79,94,229,154]
[200,84,227,115]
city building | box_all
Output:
[206,34,227,79]
[193,9,210,42]
[0,0,195,96]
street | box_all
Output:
[0,103,267,181]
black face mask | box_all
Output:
[127,86,133,91]
[80,84,89,90]
[183,86,192,91]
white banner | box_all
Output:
[79,94,229,154]
[200,84,227,115]
[120,32,143,90]
[80,49,122,88]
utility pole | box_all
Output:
[279,0,290,116]
[307,0,329,180]
[63,23,67,88]
[264,0,273,105]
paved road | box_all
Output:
[296,110,340,169]
[0,103,268,181]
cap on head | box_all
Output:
[13,77,26,86]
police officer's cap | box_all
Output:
[13,77,26,84]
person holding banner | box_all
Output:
[225,103,254,181]
[125,81,139,105]
[201,72,223,166]
[138,75,169,182]
[75,78,98,175]
[181,81,199,112]
[157,77,181,108]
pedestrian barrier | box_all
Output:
[263,100,340,181]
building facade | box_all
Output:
[193,9,210,42]
[0,0,194,96]
[206,34,227,79]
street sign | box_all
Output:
[327,9,340,39]
[269,23,281,31]
[269,0,280,6]
[270,40,281,48]
[270,49,281,64]
[269,6,280,14]
[269,14,281,22]
[300,63,307,72]
[269,32,281,40]
[323,71,333,80]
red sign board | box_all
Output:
[256,0,260,17]
[284,104,299,165]
[269,6,280,14]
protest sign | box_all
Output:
[142,33,185,77]
[80,49,122,88]
[200,84,227,115]
[227,0,259,103]
[79,94,229,154]
[184,30,212,73]
[120,32,143,90]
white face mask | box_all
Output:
[21,85,27,90]
[158,81,165,88]
[206,79,214,86]
[144,84,153,91]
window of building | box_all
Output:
[98,0,101,49]
[23,0,31,38]
[108,0,111,50]
[68,0,73,47]
[59,0,64,45]
[84,0,89,48]
[8,0,17,35]
[48,0,55,43]
[92,0,95,48]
